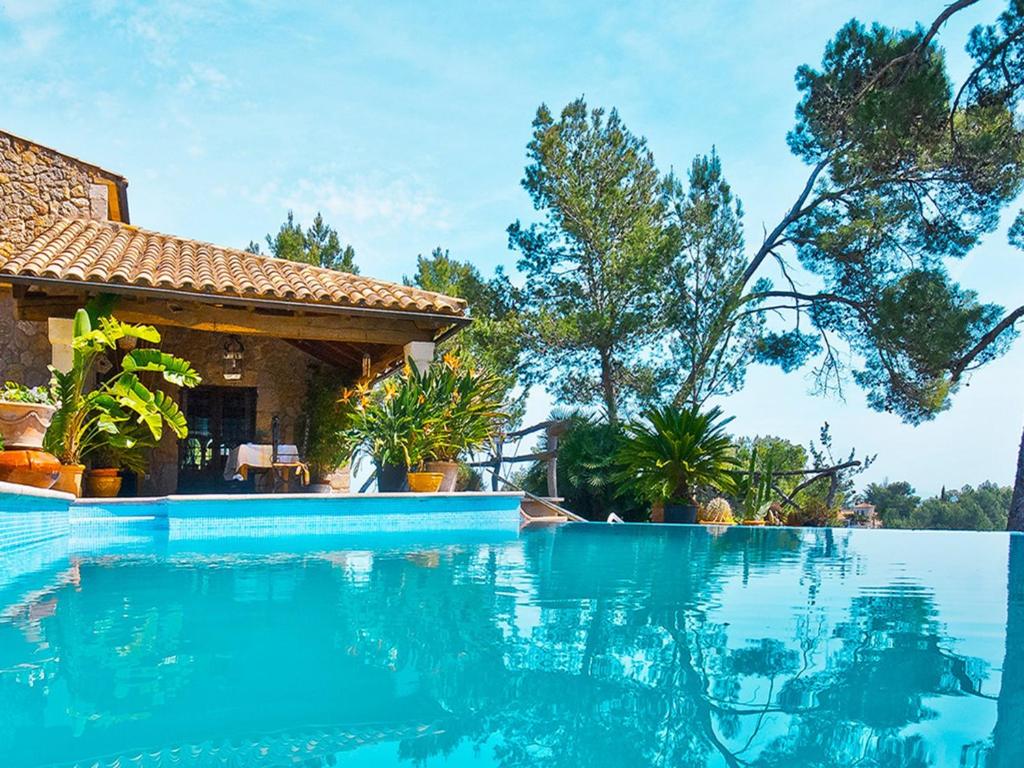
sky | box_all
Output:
[1,0,1022,496]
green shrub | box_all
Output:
[519,414,648,521]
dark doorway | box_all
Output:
[178,386,257,493]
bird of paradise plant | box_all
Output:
[341,354,509,491]
[420,353,508,463]
[44,309,201,468]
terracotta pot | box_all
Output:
[0,450,60,489]
[0,401,56,450]
[741,519,767,526]
[407,472,444,493]
[52,464,85,497]
[650,501,665,524]
[84,468,122,498]
[424,460,459,492]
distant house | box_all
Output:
[839,501,881,528]
[0,130,467,495]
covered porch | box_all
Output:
[0,217,468,495]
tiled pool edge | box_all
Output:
[0,481,75,552]
[2,489,526,545]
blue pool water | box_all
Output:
[1,522,1022,767]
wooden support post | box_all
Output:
[546,424,559,498]
[491,442,503,492]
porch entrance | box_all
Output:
[178,386,258,493]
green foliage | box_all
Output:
[518,413,648,521]
[43,309,201,467]
[854,269,1010,418]
[777,15,1024,421]
[867,480,1011,531]
[343,371,432,470]
[613,405,737,505]
[505,3,1024,426]
[419,353,509,462]
[807,422,874,510]
[787,497,840,528]
[509,98,668,422]
[250,211,358,273]
[864,480,921,526]
[406,247,526,419]
[344,356,509,470]
[0,382,54,405]
[731,447,776,521]
[661,150,766,407]
[303,367,358,482]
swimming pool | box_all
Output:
[1,506,1022,767]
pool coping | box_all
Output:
[0,480,75,503]
[72,491,524,505]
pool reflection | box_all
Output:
[0,525,1021,768]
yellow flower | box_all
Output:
[339,388,354,404]
[442,352,460,370]
[402,361,412,377]
[383,380,398,401]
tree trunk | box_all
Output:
[1010,420,1024,532]
[599,348,618,425]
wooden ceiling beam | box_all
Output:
[13,295,442,346]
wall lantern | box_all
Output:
[222,335,245,380]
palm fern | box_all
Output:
[614,405,738,505]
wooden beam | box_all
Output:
[14,295,442,346]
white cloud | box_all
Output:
[276,176,452,233]
[177,63,231,95]
[0,0,62,54]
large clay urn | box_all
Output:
[0,450,61,490]
[0,402,56,450]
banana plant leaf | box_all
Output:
[121,349,201,387]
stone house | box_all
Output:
[0,130,467,494]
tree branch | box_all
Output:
[948,304,1024,383]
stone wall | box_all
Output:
[0,290,51,387]
[144,328,339,495]
[0,131,123,258]
[0,131,126,389]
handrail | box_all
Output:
[481,467,586,523]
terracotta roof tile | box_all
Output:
[1,218,467,317]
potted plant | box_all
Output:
[614,405,738,524]
[44,309,201,496]
[344,365,439,492]
[420,352,509,492]
[0,381,57,450]
[303,368,358,493]
[0,381,61,489]
[84,445,121,497]
[700,496,736,525]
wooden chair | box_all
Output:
[270,415,309,492]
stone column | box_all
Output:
[47,317,74,372]
[403,340,435,371]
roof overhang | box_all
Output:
[3,277,470,381]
